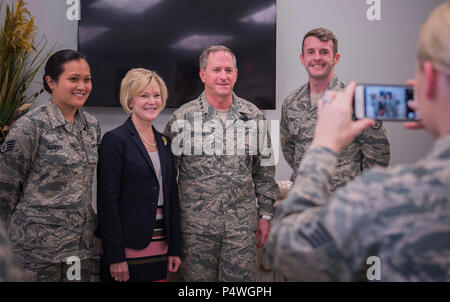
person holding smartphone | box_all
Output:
[266,1,450,281]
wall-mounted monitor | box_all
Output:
[79,0,276,109]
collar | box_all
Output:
[198,91,252,122]
[426,132,450,160]
[298,75,340,110]
[47,99,87,130]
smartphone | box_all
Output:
[354,84,420,121]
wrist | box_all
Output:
[260,215,272,222]
[310,138,341,153]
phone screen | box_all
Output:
[364,85,417,120]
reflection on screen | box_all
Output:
[364,86,415,119]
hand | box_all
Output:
[310,82,375,153]
[403,79,425,130]
[168,256,181,273]
[110,261,130,282]
[256,218,270,248]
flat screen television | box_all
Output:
[79,0,276,109]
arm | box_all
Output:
[0,117,37,226]
[280,99,297,170]
[266,83,376,280]
[267,149,377,281]
[96,132,126,265]
[253,116,280,247]
[167,145,181,257]
[358,123,390,170]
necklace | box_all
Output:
[140,134,157,147]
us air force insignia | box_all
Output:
[297,221,333,249]
[161,136,168,146]
[372,120,383,130]
[0,140,15,154]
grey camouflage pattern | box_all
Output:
[266,133,450,281]
[164,92,279,235]
[20,259,91,282]
[0,99,100,265]
[0,221,22,281]
[164,92,279,281]
[179,232,256,281]
[280,76,390,192]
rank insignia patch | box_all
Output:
[0,140,15,154]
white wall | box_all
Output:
[18,0,442,180]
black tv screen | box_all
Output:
[79,0,276,109]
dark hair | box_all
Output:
[302,27,338,55]
[42,49,89,93]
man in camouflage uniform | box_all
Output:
[280,27,390,192]
[266,1,450,281]
[164,45,279,281]
[0,99,100,281]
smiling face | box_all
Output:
[129,79,162,124]
[199,50,238,99]
[46,59,92,114]
[301,36,340,81]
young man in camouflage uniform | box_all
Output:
[266,1,450,281]
[164,45,279,281]
[280,27,390,192]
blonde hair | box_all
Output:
[417,0,450,75]
[119,68,168,114]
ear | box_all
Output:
[300,53,305,66]
[199,69,206,83]
[333,52,341,65]
[423,61,437,100]
[45,75,55,90]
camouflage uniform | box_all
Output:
[0,99,100,281]
[0,221,22,281]
[164,92,279,281]
[266,133,450,281]
[280,76,390,192]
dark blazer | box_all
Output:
[96,117,181,265]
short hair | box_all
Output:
[417,0,450,76]
[302,27,338,55]
[43,49,88,93]
[119,68,168,115]
[199,45,237,70]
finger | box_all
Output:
[404,121,425,130]
[406,79,416,87]
[407,100,419,110]
[343,81,357,107]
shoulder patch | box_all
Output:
[372,120,383,130]
[0,140,15,154]
[297,221,333,249]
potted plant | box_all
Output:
[0,0,53,144]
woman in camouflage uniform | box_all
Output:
[0,49,101,281]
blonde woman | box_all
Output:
[96,68,181,282]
